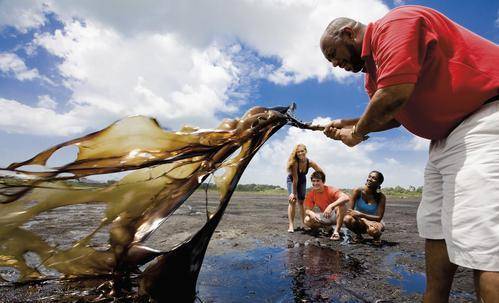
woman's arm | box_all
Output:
[357,193,386,222]
[348,188,361,210]
[309,160,323,173]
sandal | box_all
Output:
[330,232,341,241]
[372,238,382,246]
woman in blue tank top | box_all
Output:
[286,144,323,233]
[344,171,386,245]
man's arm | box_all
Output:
[323,192,349,217]
[325,118,400,133]
[324,83,413,147]
[356,84,413,136]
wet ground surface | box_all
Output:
[0,192,476,302]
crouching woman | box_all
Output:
[345,171,386,245]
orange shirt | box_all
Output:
[304,185,343,212]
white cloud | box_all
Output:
[393,0,406,6]
[37,95,57,110]
[408,135,430,151]
[384,157,400,165]
[9,0,388,83]
[495,10,499,28]
[28,20,244,133]
[0,0,390,136]
[0,98,84,136]
[0,52,41,81]
[0,0,46,33]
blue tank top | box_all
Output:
[354,194,379,215]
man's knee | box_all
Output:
[304,216,312,227]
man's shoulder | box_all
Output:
[377,5,436,28]
[324,185,340,194]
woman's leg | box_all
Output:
[344,215,365,234]
[288,200,296,232]
[362,219,384,243]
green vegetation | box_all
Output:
[199,183,286,194]
[381,186,423,199]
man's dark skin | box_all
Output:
[320,17,499,303]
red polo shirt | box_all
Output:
[362,5,499,139]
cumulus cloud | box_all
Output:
[0,98,84,136]
[0,0,389,135]
[37,95,57,109]
[0,52,42,81]
[0,0,46,33]
[45,0,388,85]
[29,19,245,133]
[408,135,430,151]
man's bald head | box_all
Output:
[319,17,366,73]
[321,17,358,41]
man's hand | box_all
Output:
[324,119,345,129]
[323,207,333,218]
[306,211,320,223]
[324,127,364,147]
[288,193,296,203]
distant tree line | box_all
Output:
[381,185,423,197]
[200,183,285,192]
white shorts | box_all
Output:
[316,211,337,225]
[417,100,499,271]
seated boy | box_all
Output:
[304,171,349,240]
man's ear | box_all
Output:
[340,26,355,41]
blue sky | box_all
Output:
[0,0,498,188]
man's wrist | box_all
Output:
[351,124,367,140]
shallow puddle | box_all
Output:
[384,252,474,301]
[385,252,426,294]
[198,245,368,302]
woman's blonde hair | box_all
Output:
[287,144,307,173]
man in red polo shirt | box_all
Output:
[319,5,499,302]
[304,171,349,241]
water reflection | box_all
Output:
[198,245,367,302]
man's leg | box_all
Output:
[474,270,499,302]
[423,239,457,303]
[303,213,322,230]
[298,201,306,226]
[334,206,345,234]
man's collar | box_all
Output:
[314,185,326,193]
[361,22,373,59]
